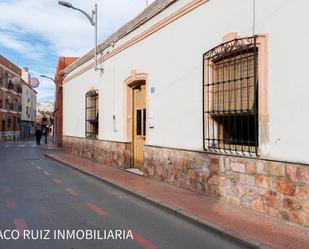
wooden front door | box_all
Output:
[132,85,146,169]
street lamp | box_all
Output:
[58,1,102,71]
[40,75,55,84]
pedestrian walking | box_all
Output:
[35,129,42,145]
[43,129,48,144]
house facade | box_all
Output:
[61,0,309,227]
[0,55,22,141]
[20,68,37,139]
[54,57,79,146]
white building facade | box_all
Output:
[21,68,37,138]
[62,0,309,227]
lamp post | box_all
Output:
[58,1,102,71]
[40,75,55,84]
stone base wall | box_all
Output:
[144,145,309,227]
[63,136,131,169]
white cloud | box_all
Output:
[0,0,155,102]
[0,32,46,61]
[0,0,154,56]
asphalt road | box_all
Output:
[0,140,249,249]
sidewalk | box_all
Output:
[41,138,63,150]
[41,142,61,150]
[46,152,309,249]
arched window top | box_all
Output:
[86,89,98,97]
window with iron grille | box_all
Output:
[203,36,258,156]
[85,90,99,139]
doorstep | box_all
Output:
[126,168,144,176]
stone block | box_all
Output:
[256,175,273,189]
[251,198,264,213]
[276,178,296,196]
[196,182,204,193]
[188,169,195,180]
[264,205,279,217]
[256,161,266,174]
[287,164,298,182]
[297,167,309,184]
[208,175,219,185]
[246,161,256,175]
[219,156,225,173]
[225,181,245,197]
[230,162,246,173]
[227,195,241,206]
[282,197,301,210]
[239,174,255,186]
[287,210,307,225]
[303,202,309,213]
[241,187,259,208]
[224,157,230,170]
[296,186,309,200]
[261,191,280,209]
[219,176,225,185]
[266,162,286,177]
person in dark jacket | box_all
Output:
[35,129,42,145]
[43,129,48,144]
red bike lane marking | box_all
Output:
[65,187,78,196]
[132,231,157,249]
[13,218,29,234]
[6,199,16,209]
[52,178,62,184]
[86,202,107,217]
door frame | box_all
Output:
[124,70,148,169]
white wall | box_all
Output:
[63,0,309,164]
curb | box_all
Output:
[45,153,273,249]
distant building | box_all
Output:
[20,68,37,139]
[36,101,54,134]
[36,101,54,113]
[54,57,78,146]
[0,54,22,141]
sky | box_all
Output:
[0,0,154,103]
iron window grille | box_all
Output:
[203,36,259,156]
[85,90,99,139]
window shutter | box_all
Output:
[211,51,257,114]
